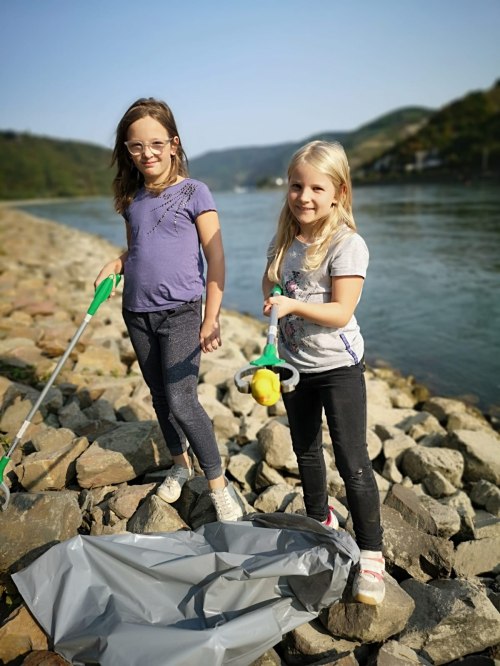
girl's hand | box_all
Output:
[94,259,123,297]
[263,294,295,319]
[200,318,222,353]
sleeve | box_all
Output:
[266,234,277,261]
[192,181,217,218]
[329,233,369,278]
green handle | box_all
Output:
[0,455,9,478]
[250,284,285,368]
[88,274,122,316]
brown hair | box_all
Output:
[112,98,189,214]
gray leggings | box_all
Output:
[123,302,223,480]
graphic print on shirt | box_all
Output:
[281,271,312,353]
[147,182,198,235]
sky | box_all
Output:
[1,0,499,159]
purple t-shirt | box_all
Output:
[122,179,217,312]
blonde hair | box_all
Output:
[112,98,189,214]
[268,140,356,283]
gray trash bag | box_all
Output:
[13,512,359,666]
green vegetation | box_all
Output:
[189,107,433,191]
[0,132,113,200]
[1,80,498,199]
[359,80,500,181]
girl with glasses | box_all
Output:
[262,140,385,604]
[94,98,244,522]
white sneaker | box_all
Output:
[209,481,244,522]
[321,505,339,530]
[157,464,194,503]
[352,550,386,605]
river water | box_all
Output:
[18,183,500,412]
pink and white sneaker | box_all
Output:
[321,505,339,530]
[353,550,385,605]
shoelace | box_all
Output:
[165,466,188,487]
[211,489,231,513]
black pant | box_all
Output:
[123,302,223,480]
[282,362,383,551]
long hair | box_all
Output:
[268,141,356,283]
[112,98,189,214]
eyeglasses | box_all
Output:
[124,138,172,156]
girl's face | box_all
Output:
[126,116,179,186]
[288,162,337,232]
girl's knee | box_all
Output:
[167,391,201,420]
[343,463,376,488]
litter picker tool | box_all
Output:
[0,274,121,511]
[234,285,299,405]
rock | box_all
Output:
[401,446,464,487]
[75,421,170,487]
[0,491,82,573]
[227,442,262,491]
[127,494,188,533]
[454,537,500,577]
[30,426,76,453]
[375,640,433,665]
[107,482,157,519]
[2,209,499,666]
[0,605,48,665]
[282,618,362,665]
[422,470,457,498]
[417,494,462,539]
[367,428,383,460]
[257,419,298,473]
[254,460,287,491]
[399,578,500,665]
[439,490,476,534]
[470,480,500,517]
[0,396,44,441]
[253,483,298,513]
[446,429,500,484]
[398,412,447,440]
[384,484,439,535]
[422,396,469,423]
[381,505,454,582]
[322,573,415,643]
[16,436,90,491]
[382,432,417,462]
[21,650,70,665]
[73,345,127,377]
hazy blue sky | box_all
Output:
[1,0,498,158]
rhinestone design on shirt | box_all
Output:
[147,182,198,235]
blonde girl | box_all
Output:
[262,141,385,605]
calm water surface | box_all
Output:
[19,183,500,412]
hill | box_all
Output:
[358,80,500,180]
[1,80,498,199]
[0,132,113,200]
[189,107,432,190]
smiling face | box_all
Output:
[126,116,179,186]
[287,161,338,238]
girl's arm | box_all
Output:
[93,222,130,296]
[265,275,364,328]
[196,211,225,353]
[261,261,274,300]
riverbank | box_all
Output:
[0,207,499,665]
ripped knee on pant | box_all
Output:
[348,464,372,483]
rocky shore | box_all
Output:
[0,207,499,666]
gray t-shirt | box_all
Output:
[268,230,369,372]
[123,179,216,312]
